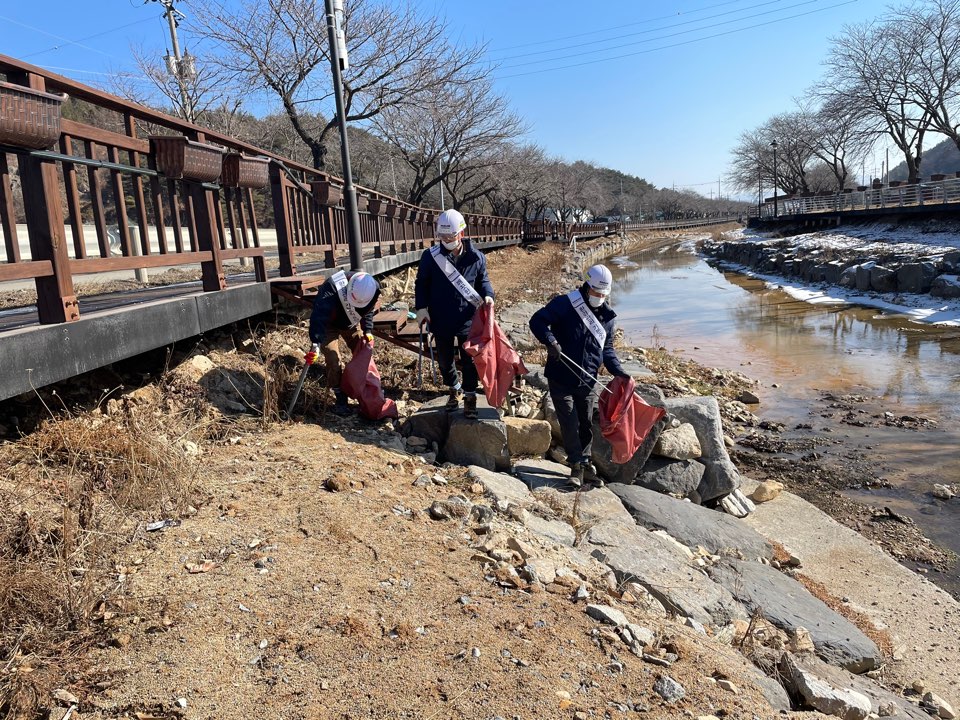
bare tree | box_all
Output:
[890,0,960,153]
[826,18,932,182]
[485,144,552,219]
[806,95,872,189]
[185,0,488,170]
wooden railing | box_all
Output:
[0,54,525,326]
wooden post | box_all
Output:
[270,163,297,277]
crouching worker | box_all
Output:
[307,270,380,416]
[529,264,631,487]
[414,208,495,420]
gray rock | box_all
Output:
[400,396,450,446]
[442,396,510,471]
[586,604,629,627]
[719,488,756,518]
[540,394,563,443]
[780,653,930,719]
[653,423,702,460]
[635,457,705,498]
[855,261,876,292]
[525,558,557,585]
[869,265,898,292]
[584,520,747,627]
[620,358,655,379]
[525,514,576,547]
[526,468,636,527]
[943,250,960,272]
[499,302,541,351]
[653,675,685,703]
[522,362,550,391]
[665,396,742,502]
[467,466,532,507]
[896,261,937,293]
[515,458,573,492]
[780,653,872,720]
[611,484,772,559]
[708,560,880,673]
[931,274,960,299]
[735,390,761,405]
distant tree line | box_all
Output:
[111,0,747,220]
[729,0,960,196]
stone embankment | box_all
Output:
[704,229,960,298]
[383,239,958,719]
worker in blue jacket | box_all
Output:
[307,270,380,415]
[414,208,495,420]
[529,264,630,486]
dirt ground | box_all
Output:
[2,234,955,719]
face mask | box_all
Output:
[588,294,605,308]
[442,238,461,252]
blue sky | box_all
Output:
[2,0,894,194]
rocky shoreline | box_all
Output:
[2,233,958,719]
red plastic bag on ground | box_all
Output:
[599,375,666,464]
[340,340,398,420]
[463,303,529,410]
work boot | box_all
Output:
[569,462,584,489]
[445,386,462,411]
[463,393,478,420]
[331,390,351,417]
[582,461,602,486]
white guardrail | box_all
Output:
[754,175,960,218]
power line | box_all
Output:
[488,0,793,63]
[21,17,155,59]
[486,0,758,53]
[496,0,858,79]
[497,0,828,71]
[0,14,117,59]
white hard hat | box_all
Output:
[585,264,612,295]
[436,209,466,236]
[347,271,377,307]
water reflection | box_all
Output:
[611,243,960,420]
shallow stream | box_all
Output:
[609,239,960,590]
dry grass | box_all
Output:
[0,380,207,718]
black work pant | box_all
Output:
[550,383,597,466]
[434,333,478,393]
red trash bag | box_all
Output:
[340,339,398,420]
[463,303,529,410]
[599,375,666,464]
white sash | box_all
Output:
[331,270,362,326]
[567,289,606,349]
[430,245,482,308]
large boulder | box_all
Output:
[707,559,881,673]
[467,465,532,507]
[854,261,876,292]
[665,396,742,502]
[503,417,551,456]
[869,265,897,293]
[780,653,930,720]
[943,250,960,273]
[584,521,747,627]
[634,457,705,498]
[591,382,667,485]
[611,484,773,560]
[931,274,960,299]
[400,396,450,446]
[654,423,702,460]
[497,302,541,351]
[514,458,573,492]
[896,261,937,293]
[442,396,510,471]
[521,362,549,391]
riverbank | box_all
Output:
[1,233,957,719]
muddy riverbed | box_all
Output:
[610,237,960,597]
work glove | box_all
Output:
[304,344,320,365]
[415,307,431,327]
[615,369,632,380]
[546,341,562,362]
[364,332,374,346]
[484,296,494,306]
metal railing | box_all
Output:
[752,175,960,219]
[0,53,525,326]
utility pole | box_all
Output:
[439,157,445,210]
[150,0,196,122]
[619,178,625,239]
[324,0,363,271]
[771,140,779,218]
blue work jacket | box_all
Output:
[529,284,626,391]
[308,271,380,344]
[414,240,495,337]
